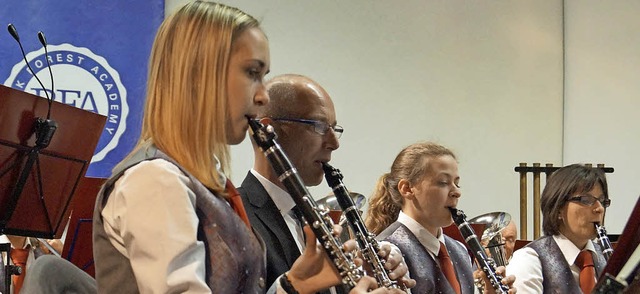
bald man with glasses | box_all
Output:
[238,74,410,293]
[239,74,344,293]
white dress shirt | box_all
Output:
[396,211,478,293]
[102,159,210,294]
[507,234,598,293]
[251,169,345,294]
[396,211,446,260]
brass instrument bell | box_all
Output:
[468,211,512,266]
[317,191,366,241]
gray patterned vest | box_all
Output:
[377,222,475,294]
[527,235,606,294]
[92,144,266,293]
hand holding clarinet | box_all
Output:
[248,118,407,293]
[449,207,517,294]
[322,162,415,292]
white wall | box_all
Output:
[165,0,638,237]
[564,0,640,234]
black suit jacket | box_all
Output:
[239,172,346,294]
[238,172,301,289]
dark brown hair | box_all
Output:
[541,164,608,236]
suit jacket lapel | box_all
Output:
[239,172,301,266]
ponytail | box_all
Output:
[364,141,456,235]
[365,173,402,235]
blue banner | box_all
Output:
[0,1,164,178]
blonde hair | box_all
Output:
[138,1,260,194]
[365,142,456,234]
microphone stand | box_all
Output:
[1,243,22,294]
[0,119,57,229]
[1,24,58,232]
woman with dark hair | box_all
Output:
[507,164,610,293]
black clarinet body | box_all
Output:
[247,118,362,288]
[449,207,509,294]
[322,162,409,292]
[595,223,614,261]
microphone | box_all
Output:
[37,31,55,119]
[7,23,57,148]
[7,24,52,109]
[8,23,20,41]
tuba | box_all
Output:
[468,212,512,267]
[449,208,510,293]
[316,191,367,212]
[322,162,409,292]
[316,191,366,226]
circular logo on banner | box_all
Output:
[3,44,128,163]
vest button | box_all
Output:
[258,277,266,288]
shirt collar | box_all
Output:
[214,155,226,184]
[250,169,295,215]
[397,211,445,256]
[0,235,33,249]
[553,233,597,266]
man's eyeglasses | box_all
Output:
[568,195,611,208]
[271,118,344,139]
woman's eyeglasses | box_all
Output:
[568,195,611,208]
[271,118,344,139]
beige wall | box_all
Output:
[165,0,639,237]
[563,0,640,235]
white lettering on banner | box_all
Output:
[3,43,129,163]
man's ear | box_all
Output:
[398,179,413,199]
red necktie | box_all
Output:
[225,179,251,228]
[10,248,29,294]
[439,241,461,294]
[575,250,596,294]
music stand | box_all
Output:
[0,84,105,238]
[61,176,107,277]
[595,196,640,293]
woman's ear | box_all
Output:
[398,179,413,199]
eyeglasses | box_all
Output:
[568,195,611,208]
[271,118,344,139]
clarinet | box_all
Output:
[247,118,362,288]
[322,162,409,292]
[595,223,614,260]
[449,207,509,294]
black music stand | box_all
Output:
[595,196,640,293]
[0,84,105,238]
[0,85,105,292]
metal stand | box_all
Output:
[1,243,22,294]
